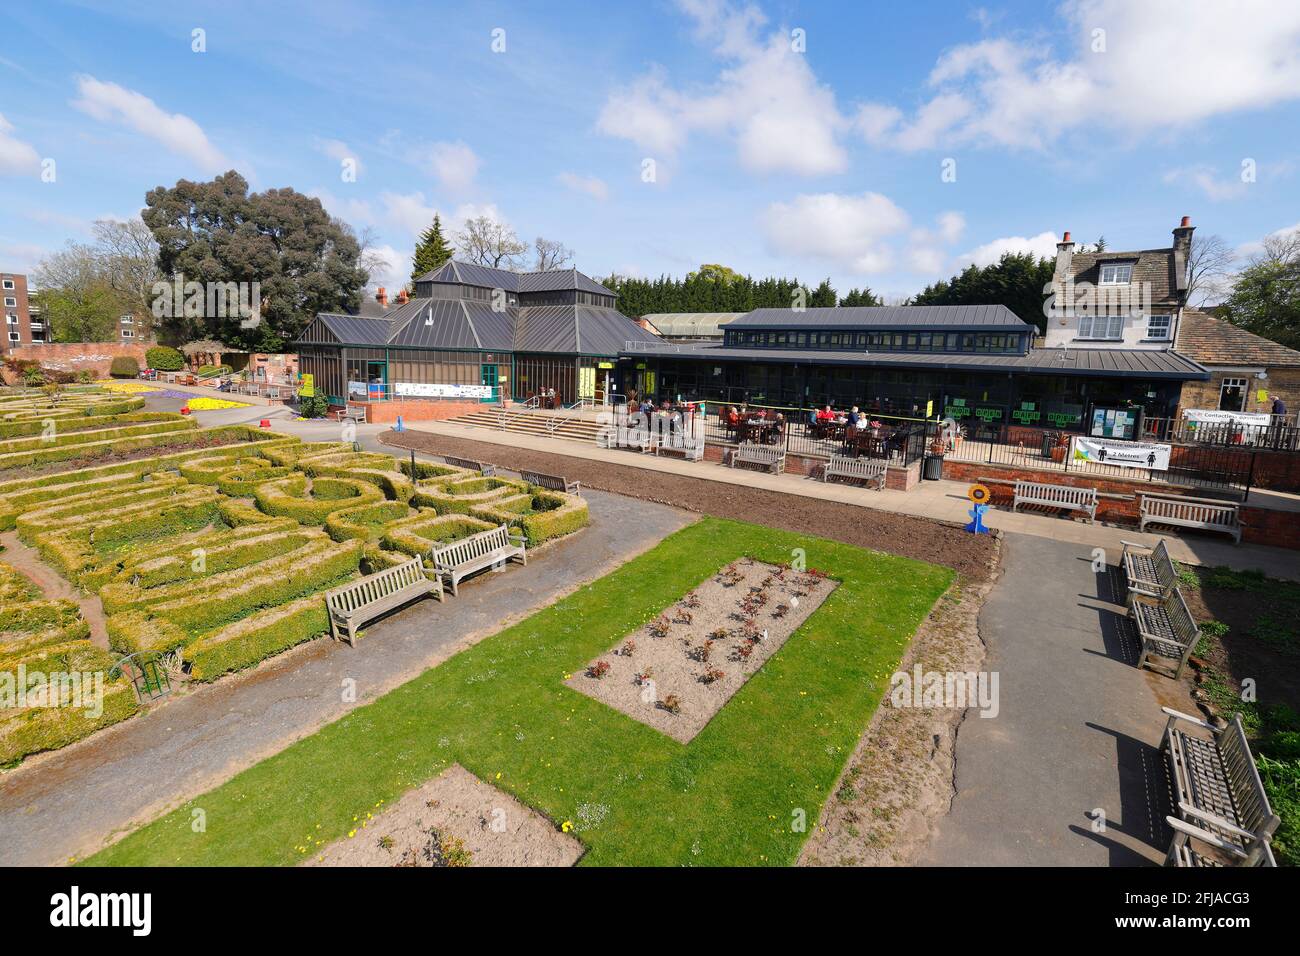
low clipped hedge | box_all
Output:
[471,490,591,547]
[0,563,41,603]
[410,476,528,515]
[0,410,180,440]
[0,423,276,472]
[16,476,192,543]
[215,465,293,497]
[0,417,195,455]
[258,441,354,467]
[251,474,384,525]
[380,512,496,557]
[0,620,92,660]
[180,454,278,485]
[186,596,330,682]
[325,501,414,542]
[0,599,82,634]
[131,538,362,638]
[109,356,140,378]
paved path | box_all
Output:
[921,532,1196,866]
[0,489,693,865]
[355,417,1299,581]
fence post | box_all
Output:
[1245,451,1255,502]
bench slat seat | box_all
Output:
[443,455,497,477]
[823,454,887,490]
[730,441,785,474]
[1131,586,1200,679]
[1161,709,1279,866]
[655,432,704,462]
[1012,479,1097,522]
[430,523,526,596]
[1140,494,1242,544]
[521,470,580,494]
[1121,538,1177,603]
[325,555,440,647]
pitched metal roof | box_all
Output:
[642,313,744,337]
[417,260,614,296]
[618,340,1208,379]
[311,313,393,346]
[1175,310,1300,368]
[727,304,1032,331]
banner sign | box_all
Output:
[1181,408,1272,428]
[347,380,368,397]
[1070,435,1171,471]
[298,373,314,398]
[395,382,494,399]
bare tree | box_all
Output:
[532,236,574,272]
[1186,233,1237,307]
[454,215,528,270]
[91,217,161,316]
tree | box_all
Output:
[532,237,574,272]
[142,170,369,350]
[39,282,124,342]
[1186,233,1237,307]
[454,215,527,270]
[911,252,1055,332]
[91,217,161,321]
[411,214,454,284]
[808,278,837,308]
[840,287,881,307]
[689,263,741,284]
[1223,231,1300,350]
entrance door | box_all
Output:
[480,364,499,403]
[367,361,387,402]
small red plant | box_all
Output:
[688,640,713,663]
[587,660,611,679]
[659,694,682,714]
[648,616,671,638]
[709,628,729,641]
[700,667,725,685]
[620,639,636,656]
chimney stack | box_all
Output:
[1172,216,1196,295]
[1052,230,1076,288]
[396,289,409,304]
[376,287,388,307]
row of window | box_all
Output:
[723,329,1027,353]
[1077,314,1171,340]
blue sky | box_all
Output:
[3,0,1299,301]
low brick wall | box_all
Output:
[347,398,484,425]
[942,458,1299,549]
[2,342,149,380]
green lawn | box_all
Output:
[87,517,953,866]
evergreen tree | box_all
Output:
[910,252,1054,332]
[840,287,881,307]
[808,278,838,308]
[411,214,454,284]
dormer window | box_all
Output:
[1099,263,1132,285]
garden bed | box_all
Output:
[566,558,836,743]
[305,764,583,867]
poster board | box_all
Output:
[1070,435,1171,471]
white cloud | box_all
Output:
[598,0,848,176]
[958,230,1059,268]
[936,211,966,243]
[317,138,362,177]
[858,1,1300,151]
[70,75,229,172]
[557,172,610,201]
[0,113,41,176]
[361,243,407,292]
[421,141,480,192]
[761,192,910,273]
[1162,165,1248,201]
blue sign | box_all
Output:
[966,503,991,534]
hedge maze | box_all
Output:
[0,387,589,765]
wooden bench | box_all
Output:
[333,405,367,424]
[1130,586,1200,679]
[1161,709,1279,867]
[823,454,887,490]
[655,432,704,462]
[430,523,526,596]
[1012,479,1097,522]
[730,441,785,474]
[443,455,497,477]
[1140,494,1242,544]
[1121,538,1178,604]
[521,469,580,495]
[325,555,440,647]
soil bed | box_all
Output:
[305,764,583,867]
[566,558,835,743]
[381,431,995,582]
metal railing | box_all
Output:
[1141,415,1299,452]
[939,422,1254,499]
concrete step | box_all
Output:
[446,410,603,444]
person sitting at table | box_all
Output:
[816,404,835,422]
[854,414,869,431]
[847,406,861,426]
[725,406,740,427]
[807,408,819,427]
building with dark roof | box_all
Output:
[1174,310,1300,417]
[619,299,1209,431]
[294,260,646,404]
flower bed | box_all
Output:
[565,558,837,743]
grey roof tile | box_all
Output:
[728,304,1032,331]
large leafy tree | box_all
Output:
[411,214,454,284]
[40,283,124,342]
[142,170,368,350]
[910,252,1055,332]
[1224,231,1300,350]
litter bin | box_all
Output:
[923,455,944,481]
[1041,430,1057,458]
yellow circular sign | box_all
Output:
[967,483,991,504]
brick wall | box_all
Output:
[941,458,1300,549]
[1,341,149,380]
[348,398,483,425]
[1179,367,1300,416]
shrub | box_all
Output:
[379,512,495,557]
[325,501,413,542]
[185,596,330,681]
[145,346,184,371]
[251,474,384,525]
[109,356,140,378]
[299,393,330,419]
